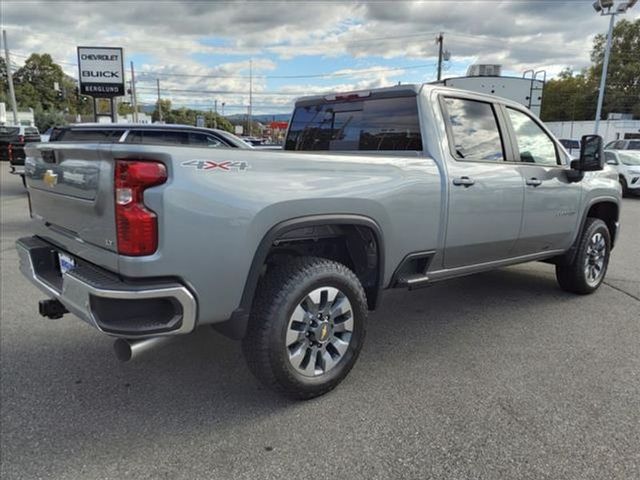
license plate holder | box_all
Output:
[58,252,76,275]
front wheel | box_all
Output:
[242,257,368,400]
[556,218,611,294]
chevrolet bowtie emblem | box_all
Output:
[43,169,58,187]
[320,323,329,341]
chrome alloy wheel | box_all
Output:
[585,232,607,287]
[285,286,354,377]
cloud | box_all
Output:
[3,0,638,113]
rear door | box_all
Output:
[441,96,524,268]
[504,107,582,255]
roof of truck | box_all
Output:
[293,82,535,113]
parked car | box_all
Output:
[559,138,581,157]
[605,149,640,196]
[17,84,620,399]
[604,139,640,151]
[1,125,41,173]
[49,123,252,149]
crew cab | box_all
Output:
[17,84,621,399]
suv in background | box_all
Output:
[605,150,640,196]
[49,123,252,149]
[1,125,41,171]
[604,139,640,151]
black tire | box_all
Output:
[242,256,368,400]
[556,218,611,294]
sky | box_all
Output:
[1,0,639,115]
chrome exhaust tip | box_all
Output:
[113,337,172,362]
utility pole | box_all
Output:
[130,61,138,123]
[592,0,637,134]
[213,99,218,129]
[2,30,19,125]
[248,59,253,136]
[436,32,444,82]
[595,13,615,134]
[156,78,163,123]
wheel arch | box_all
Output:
[550,197,619,266]
[216,214,385,339]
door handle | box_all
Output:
[526,177,542,187]
[452,176,475,187]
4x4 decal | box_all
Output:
[181,160,250,171]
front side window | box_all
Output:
[442,97,504,162]
[188,132,226,148]
[507,108,558,166]
[285,96,422,151]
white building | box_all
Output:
[0,102,36,126]
[544,119,640,145]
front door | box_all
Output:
[441,97,525,269]
[504,107,582,255]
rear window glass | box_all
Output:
[285,96,422,151]
[55,129,125,142]
[442,97,505,162]
[25,127,40,135]
[0,127,20,137]
[125,130,190,145]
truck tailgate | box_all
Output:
[25,143,119,257]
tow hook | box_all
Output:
[39,299,68,319]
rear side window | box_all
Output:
[506,108,559,166]
[56,129,125,142]
[285,96,422,151]
[442,97,505,162]
[629,141,640,150]
[126,130,189,145]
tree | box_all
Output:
[540,69,598,122]
[590,18,640,119]
[151,99,234,132]
[541,18,640,121]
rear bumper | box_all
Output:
[16,236,197,338]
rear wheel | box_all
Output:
[242,257,367,399]
[556,218,610,294]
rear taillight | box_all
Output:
[114,160,167,256]
[18,135,24,143]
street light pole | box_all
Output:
[592,0,637,134]
[595,13,615,134]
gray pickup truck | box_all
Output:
[18,84,621,399]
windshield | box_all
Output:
[285,96,422,151]
[618,151,640,166]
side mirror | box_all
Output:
[574,135,604,171]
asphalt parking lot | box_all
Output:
[1,169,638,480]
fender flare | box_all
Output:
[215,214,385,339]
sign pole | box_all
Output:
[2,30,19,125]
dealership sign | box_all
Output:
[77,47,124,97]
